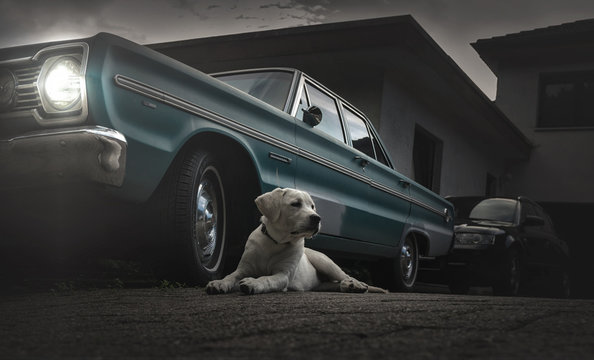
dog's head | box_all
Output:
[255,188,321,242]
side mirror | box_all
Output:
[302,106,322,127]
[524,215,545,227]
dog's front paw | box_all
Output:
[206,280,233,295]
[340,278,369,293]
[239,277,265,295]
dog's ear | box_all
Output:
[255,188,285,222]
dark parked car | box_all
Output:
[446,196,570,297]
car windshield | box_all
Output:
[215,71,294,111]
[451,198,518,224]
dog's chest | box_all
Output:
[256,244,303,275]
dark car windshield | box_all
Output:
[215,71,294,111]
[451,198,518,224]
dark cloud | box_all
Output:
[260,2,293,9]
[236,14,260,20]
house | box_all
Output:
[151,15,594,295]
[150,15,531,200]
[473,19,594,297]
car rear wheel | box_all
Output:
[391,236,419,292]
[493,247,521,296]
[372,236,418,292]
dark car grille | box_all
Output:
[13,65,42,112]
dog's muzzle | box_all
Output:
[290,214,321,237]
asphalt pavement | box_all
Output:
[1,287,593,359]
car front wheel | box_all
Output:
[493,247,522,296]
[153,146,240,285]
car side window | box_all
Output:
[535,206,555,233]
[522,202,542,228]
[304,82,345,143]
[522,202,536,219]
[343,107,375,158]
[371,134,389,167]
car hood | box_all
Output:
[454,223,506,236]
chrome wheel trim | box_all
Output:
[194,166,225,273]
[400,237,417,285]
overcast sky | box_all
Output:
[2,0,594,99]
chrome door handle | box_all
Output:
[399,179,411,188]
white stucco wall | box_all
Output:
[496,63,594,203]
[379,74,508,198]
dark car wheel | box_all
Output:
[493,247,522,296]
[372,235,418,292]
[170,149,229,284]
[393,236,419,291]
[154,146,257,285]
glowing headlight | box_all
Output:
[43,56,82,111]
[455,233,496,246]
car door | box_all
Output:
[293,79,371,242]
[520,200,549,266]
[340,104,411,247]
[535,205,568,267]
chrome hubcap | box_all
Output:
[400,238,416,284]
[194,168,223,271]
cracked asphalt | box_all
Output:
[1,288,593,359]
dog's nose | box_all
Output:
[310,214,321,225]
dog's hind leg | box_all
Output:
[304,248,368,293]
[304,248,349,281]
[305,248,388,293]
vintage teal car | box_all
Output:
[0,33,453,290]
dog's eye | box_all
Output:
[291,201,301,208]
[311,205,315,210]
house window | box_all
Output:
[412,125,443,193]
[538,71,594,129]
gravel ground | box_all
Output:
[1,288,593,359]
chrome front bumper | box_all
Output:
[0,126,127,189]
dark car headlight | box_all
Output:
[455,233,496,246]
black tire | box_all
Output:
[376,236,418,292]
[493,247,522,296]
[154,146,258,285]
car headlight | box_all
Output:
[33,42,88,125]
[455,233,496,246]
[43,56,82,111]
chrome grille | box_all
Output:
[13,65,41,111]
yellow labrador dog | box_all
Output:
[206,188,387,295]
